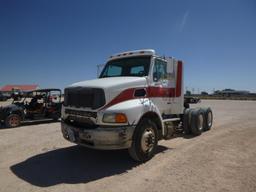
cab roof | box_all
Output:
[108,49,156,61]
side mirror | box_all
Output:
[153,72,159,82]
[97,64,105,77]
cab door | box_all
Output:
[149,58,171,115]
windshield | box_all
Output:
[99,56,151,78]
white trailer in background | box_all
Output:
[61,49,213,162]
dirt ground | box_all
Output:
[0,100,256,192]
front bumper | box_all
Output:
[61,121,136,150]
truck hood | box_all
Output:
[67,77,148,105]
[69,76,148,90]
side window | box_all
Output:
[153,59,167,82]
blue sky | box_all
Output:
[0,0,255,93]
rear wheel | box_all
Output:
[183,108,193,134]
[202,107,213,131]
[191,109,204,136]
[128,118,158,162]
[5,114,21,128]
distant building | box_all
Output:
[214,89,250,96]
[0,84,39,95]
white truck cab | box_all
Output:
[61,49,213,162]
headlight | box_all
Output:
[102,113,127,123]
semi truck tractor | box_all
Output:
[61,49,213,162]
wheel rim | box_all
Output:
[141,127,156,153]
[208,112,212,127]
[198,114,203,131]
[9,116,20,127]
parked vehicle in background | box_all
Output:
[0,89,62,128]
[0,92,8,101]
[61,49,213,162]
[11,88,23,101]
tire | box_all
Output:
[190,109,204,136]
[5,114,21,128]
[202,107,213,131]
[183,108,193,134]
[128,118,158,162]
[51,112,60,121]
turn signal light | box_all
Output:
[115,113,127,123]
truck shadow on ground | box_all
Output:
[179,133,198,139]
[10,145,169,187]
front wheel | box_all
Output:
[128,118,158,162]
[5,114,21,128]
